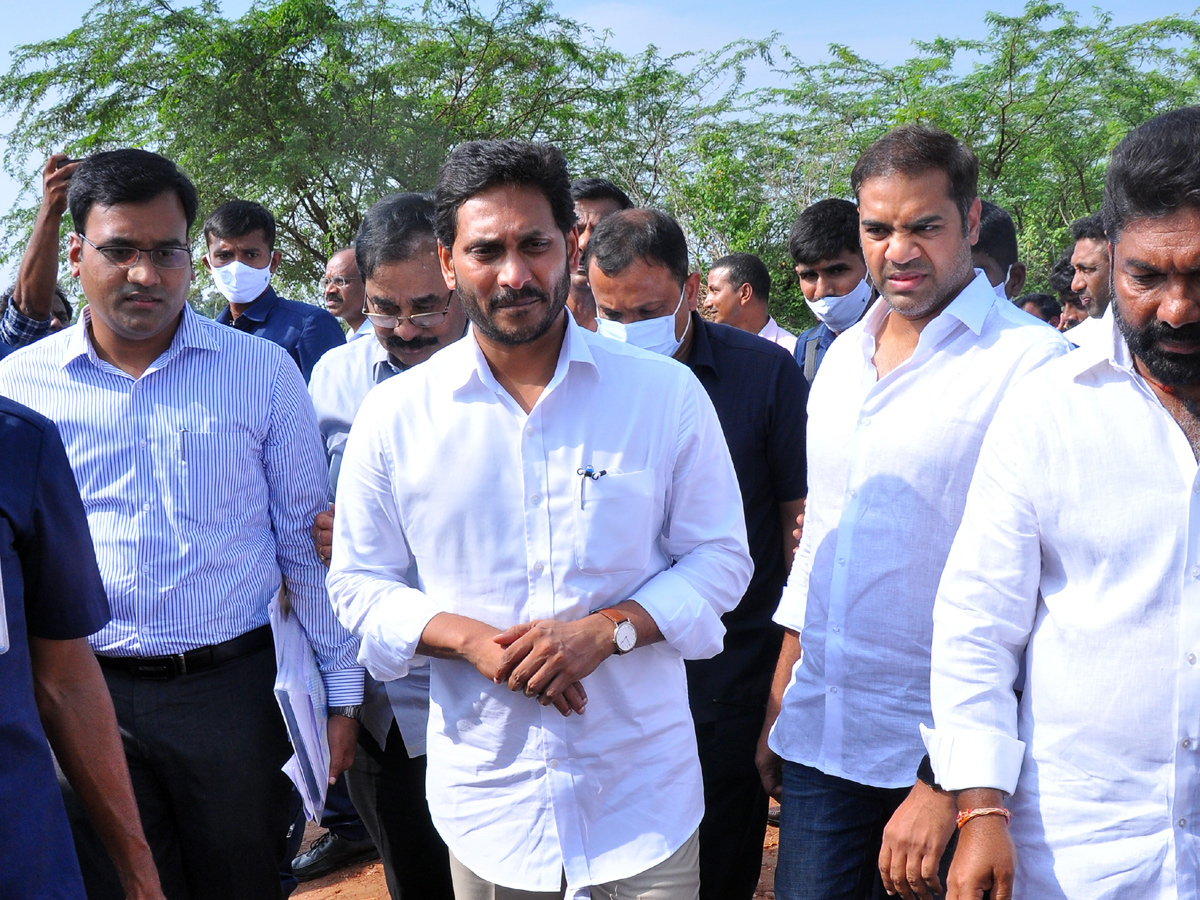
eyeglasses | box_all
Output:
[77,233,192,269]
[363,291,454,329]
[321,275,362,290]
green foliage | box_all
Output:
[2,0,1200,326]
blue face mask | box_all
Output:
[595,286,690,357]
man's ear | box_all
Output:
[1006,262,1027,300]
[268,250,282,274]
[738,281,754,307]
[67,233,84,278]
[965,197,982,246]
[565,227,580,275]
[684,272,702,311]
[438,242,456,290]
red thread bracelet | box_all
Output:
[956,807,1011,829]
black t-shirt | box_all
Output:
[683,316,808,721]
[0,397,110,899]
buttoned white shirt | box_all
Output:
[758,316,798,354]
[769,272,1069,788]
[328,315,752,892]
[924,314,1200,897]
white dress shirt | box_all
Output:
[329,315,752,892]
[309,333,433,755]
[758,316,799,354]
[770,273,1069,788]
[1063,303,1113,348]
[924,314,1200,897]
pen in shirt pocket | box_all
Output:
[577,465,607,509]
[179,428,188,464]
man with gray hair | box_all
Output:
[926,104,1200,899]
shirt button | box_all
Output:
[533,562,544,575]
[548,759,559,769]
[1185,739,1193,749]
[1194,483,1200,494]
[832,624,841,633]
[531,494,542,506]
[1192,566,1200,579]
[849,489,856,498]
[143,502,151,511]
[829,686,838,694]
[1189,654,1197,666]
[139,438,148,448]
[1180,818,1188,828]
[526,427,534,437]
[860,417,870,426]
[838,558,846,566]
[142,564,150,573]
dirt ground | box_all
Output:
[295,802,780,900]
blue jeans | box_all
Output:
[775,761,910,900]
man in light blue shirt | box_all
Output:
[0,148,363,900]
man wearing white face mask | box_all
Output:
[972,200,1028,302]
[205,200,345,383]
[589,208,809,900]
[788,199,875,384]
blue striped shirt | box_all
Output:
[0,306,362,703]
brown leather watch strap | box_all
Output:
[595,608,629,627]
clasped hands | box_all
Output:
[468,615,616,718]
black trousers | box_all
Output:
[63,645,292,900]
[345,720,453,900]
[694,708,771,900]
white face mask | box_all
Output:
[210,260,272,305]
[595,286,690,357]
[992,266,1013,300]
[805,278,871,334]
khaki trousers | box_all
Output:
[449,828,701,900]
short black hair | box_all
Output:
[788,198,861,265]
[1016,292,1061,321]
[851,124,979,234]
[435,140,576,249]
[976,201,1019,270]
[570,177,634,210]
[1048,250,1077,295]
[68,149,198,236]
[586,208,689,287]
[354,192,437,281]
[202,200,277,252]
[1070,212,1106,243]
[0,285,72,321]
[1103,106,1200,244]
[711,252,770,303]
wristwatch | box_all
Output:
[328,705,362,720]
[595,608,637,655]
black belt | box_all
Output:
[96,625,273,680]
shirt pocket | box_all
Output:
[573,469,656,575]
[177,431,259,525]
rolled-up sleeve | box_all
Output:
[264,358,363,703]
[922,394,1038,794]
[632,378,752,659]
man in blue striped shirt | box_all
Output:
[0,148,363,900]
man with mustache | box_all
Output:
[328,140,752,899]
[0,149,363,900]
[1062,212,1113,347]
[756,125,1069,900]
[926,104,1200,899]
[322,247,370,341]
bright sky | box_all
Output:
[0,0,1191,282]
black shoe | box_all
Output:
[292,831,380,881]
[767,804,781,828]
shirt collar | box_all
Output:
[451,311,597,399]
[63,304,218,372]
[372,354,406,384]
[216,284,279,324]
[860,269,996,347]
[1070,304,1130,381]
[686,313,718,376]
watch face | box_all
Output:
[615,621,637,653]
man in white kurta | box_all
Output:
[924,105,1200,898]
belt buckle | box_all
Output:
[131,654,187,679]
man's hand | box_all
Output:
[879,780,958,899]
[755,726,784,801]
[326,713,359,784]
[42,154,78,217]
[493,616,613,712]
[946,790,1015,900]
[312,504,334,567]
[792,498,806,550]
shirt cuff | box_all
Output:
[0,303,52,348]
[322,667,366,706]
[631,568,725,659]
[920,723,1025,794]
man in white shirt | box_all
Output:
[322,247,371,340]
[755,125,1069,900]
[703,252,798,353]
[925,105,1200,900]
[328,139,752,899]
[1063,213,1113,348]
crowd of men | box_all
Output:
[2,102,1199,900]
